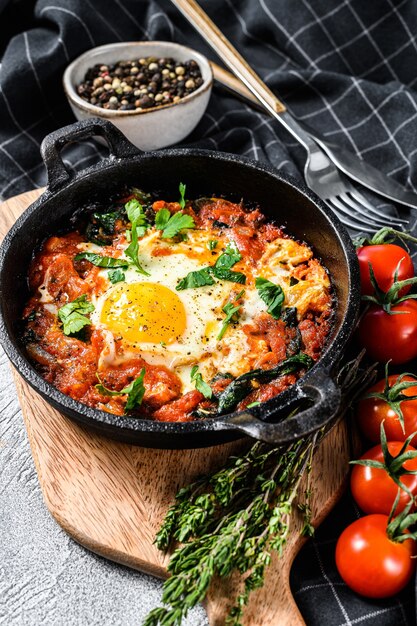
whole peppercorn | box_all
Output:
[76,56,203,111]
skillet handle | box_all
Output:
[41,118,140,192]
[215,369,341,445]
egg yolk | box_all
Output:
[100,282,186,344]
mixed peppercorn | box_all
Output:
[76,56,204,111]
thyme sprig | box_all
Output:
[143,352,376,626]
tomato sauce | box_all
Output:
[23,192,333,423]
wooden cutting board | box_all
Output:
[0,189,353,626]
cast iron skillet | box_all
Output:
[0,118,360,449]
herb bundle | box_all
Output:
[143,354,376,626]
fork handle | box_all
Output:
[171,0,286,115]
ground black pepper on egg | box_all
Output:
[76,57,204,111]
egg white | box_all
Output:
[74,229,330,394]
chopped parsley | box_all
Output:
[155,208,195,239]
[74,252,128,268]
[155,208,170,230]
[176,267,215,291]
[255,277,285,319]
[125,199,150,276]
[178,182,186,209]
[190,365,213,399]
[212,267,246,284]
[214,241,241,269]
[95,368,146,412]
[212,241,246,284]
[107,268,125,284]
[217,290,245,340]
[176,240,246,290]
[125,198,149,232]
[58,295,94,336]
[208,240,218,251]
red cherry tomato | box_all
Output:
[335,514,416,598]
[357,300,417,364]
[357,375,417,445]
[357,244,414,296]
[350,442,417,515]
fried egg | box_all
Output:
[77,227,330,393]
[85,229,237,391]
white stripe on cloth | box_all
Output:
[39,6,96,46]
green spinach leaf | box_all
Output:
[255,277,285,319]
[74,252,128,268]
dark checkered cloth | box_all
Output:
[0,1,416,624]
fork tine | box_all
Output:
[325,198,375,233]
[349,189,408,226]
[328,194,387,230]
[340,192,399,229]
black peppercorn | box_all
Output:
[76,56,203,112]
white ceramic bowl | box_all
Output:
[63,41,213,151]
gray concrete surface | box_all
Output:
[0,348,207,626]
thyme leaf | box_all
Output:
[144,353,377,626]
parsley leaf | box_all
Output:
[176,267,215,291]
[155,208,171,230]
[178,182,186,209]
[74,252,128,268]
[176,239,246,289]
[212,240,246,284]
[190,365,212,399]
[214,241,241,270]
[255,277,285,319]
[125,199,149,228]
[208,240,218,251]
[96,368,146,412]
[58,295,94,336]
[155,209,195,239]
[125,199,150,276]
[108,268,125,284]
[212,267,246,284]
[217,290,245,340]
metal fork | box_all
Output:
[267,110,405,233]
[171,0,406,233]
